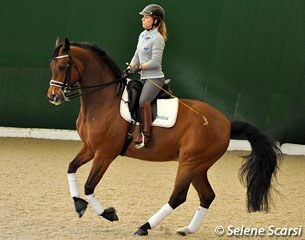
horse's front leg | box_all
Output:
[67,145,94,218]
[84,155,119,222]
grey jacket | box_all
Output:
[131,28,165,79]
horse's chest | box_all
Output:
[77,117,102,142]
[77,117,97,140]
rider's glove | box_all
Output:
[128,65,141,75]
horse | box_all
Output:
[47,38,282,236]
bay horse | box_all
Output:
[47,38,281,236]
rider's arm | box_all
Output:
[141,35,165,70]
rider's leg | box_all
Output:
[135,78,165,148]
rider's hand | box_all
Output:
[128,65,141,75]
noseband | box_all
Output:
[50,51,128,101]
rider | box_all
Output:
[127,4,167,149]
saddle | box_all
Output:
[118,79,176,155]
[126,79,173,122]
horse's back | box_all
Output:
[125,98,231,163]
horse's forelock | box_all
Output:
[51,42,73,59]
[51,44,66,59]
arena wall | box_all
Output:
[0,0,304,143]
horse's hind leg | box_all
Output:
[134,162,194,236]
[177,171,215,235]
[67,145,94,217]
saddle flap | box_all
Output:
[126,80,142,120]
[120,85,179,128]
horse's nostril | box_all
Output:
[47,91,56,101]
[48,89,58,100]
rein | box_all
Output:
[50,77,125,101]
[50,53,128,101]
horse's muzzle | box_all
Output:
[47,87,64,105]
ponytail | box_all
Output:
[158,20,167,42]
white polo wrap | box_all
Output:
[187,206,208,232]
[86,194,104,215]
[67,173,80,198]
[148,203,173,229]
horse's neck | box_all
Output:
[78,60,120,116]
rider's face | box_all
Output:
[141,15,154,29]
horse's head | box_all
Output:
[47,37,81,105]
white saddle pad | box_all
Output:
[120,88,179,128]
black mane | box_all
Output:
[52,41,122,79]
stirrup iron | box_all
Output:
[135,132,145,149]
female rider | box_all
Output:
[128,4,168,149]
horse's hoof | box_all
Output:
[176,230,187,236]
[134,228,148,236]
[73,197,88,218]
[101,207,119,222]
[176,227,192,236]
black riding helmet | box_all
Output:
[139,4,165,21]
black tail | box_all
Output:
[231,121,282,212]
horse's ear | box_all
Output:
[55,37,62,48]
[63,38,70,51]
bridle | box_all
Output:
[49,51,128,101]
[50,52,80,101]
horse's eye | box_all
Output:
[58,65,66,72]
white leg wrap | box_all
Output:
[187,206,208,233]
[148,203,173,229]
[67,173,80,198]
[86,194,104,215]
